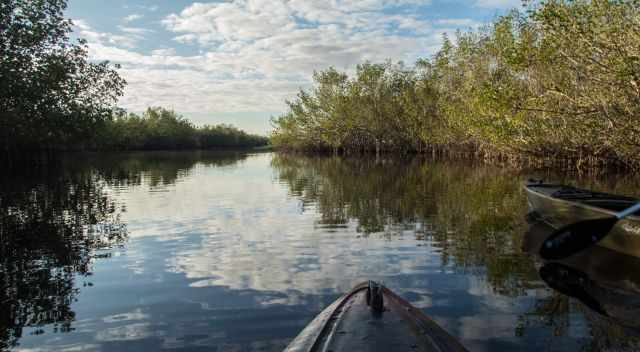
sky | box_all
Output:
[67,0,523,135]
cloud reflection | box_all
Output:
[103,152,551,350]
[12,151,640,351]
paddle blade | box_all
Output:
[539,217,618,260]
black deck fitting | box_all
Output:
[366,280,384,312]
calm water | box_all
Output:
[2,151,640,352]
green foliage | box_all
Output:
[271,0,640,168]
[0,0,126,153]
[199,123,267,148]
[98,107,268,150]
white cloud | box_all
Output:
[123,14,143,22]
[124,4,159,12]
[475,0,522,8]
[115,66,304,113]
[118,26,155,35]
[162,1,295,43]
[151,48,177,56]
[74,19,140,48]
[73,18,92,31]
[160,1,441,79]
[74,20,155,50]
[78,0,488,131]
[434,18,483,29]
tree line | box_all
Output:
[270,0,640,169]
[1,0,266,164]
[97,107,268,151]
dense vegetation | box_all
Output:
[0,0,266,163]
[1,0,125,156]
[97,107,268,150]
[271,0,640,169]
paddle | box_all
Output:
[539,202,640,260]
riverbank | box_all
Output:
[273,146,631,174]
[2,107,269,168]
[95,107,268,151]
[270,0,640,171]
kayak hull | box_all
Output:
[285,281,468,352]
[525,183,640,258]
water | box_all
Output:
[2,151,639,351]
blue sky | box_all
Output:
[67,0,522,134]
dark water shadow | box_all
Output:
[0,166,126,350]
[521,218,640,349]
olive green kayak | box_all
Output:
[525,181,640,258]
[284,281,468,352]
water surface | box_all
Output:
[2,151,640,351]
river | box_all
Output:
[2,151,639,351]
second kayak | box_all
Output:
[525,181,640,258]
[284,281,468,352]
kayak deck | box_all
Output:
[285,281,467,352]
[526,183,639,214]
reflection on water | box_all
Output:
[0,163,127,351]
[522,219,640,350]
[1,151,640,351]
[271,155,535,295]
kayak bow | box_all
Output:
[284,281,468,352]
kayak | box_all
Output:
[284,281,468,352]
[525,181,640,258]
